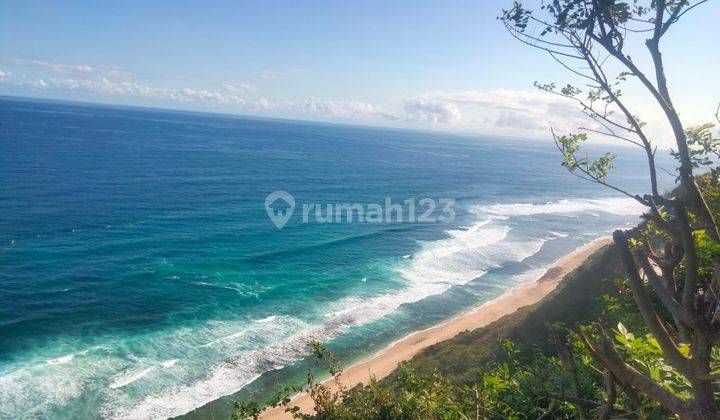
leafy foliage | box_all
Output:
[554,132,616,182]
[672,124,720,183]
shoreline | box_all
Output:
[260,236,612,419]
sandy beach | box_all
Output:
[261,237,612,419]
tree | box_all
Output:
[501,0,720,417]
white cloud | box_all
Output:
[399,88,611,139]
[260,69,283,80]
[222,83,256,94]
[401,88,695,147]
[300,99,380,117]
[0,62,692,148]
[0,58,130,79]
[493,110,546,130]
[403,99,462,123]
[3,76,250,106]
[413,88,582,128]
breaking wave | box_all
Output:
[472,196,646,218]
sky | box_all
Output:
[1,0,718,145]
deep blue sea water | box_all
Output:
[0,97,671,419]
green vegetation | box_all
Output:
[233,1,720,418]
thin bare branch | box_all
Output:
[661,0,708,36]
[503,23,585,59]
[577,126,644,148]
[548,52,596,82]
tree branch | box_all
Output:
[674,205,700,312]
[579,326,690,414]
[553,130,649,206]
[597,369,617,420]
[554,333,589,419]
[613,230,692,376]
[635,248,695,328]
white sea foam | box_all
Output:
[198,329,248,348]
[46,354,74,365]
[1,346,118,418]
[0,367,86,418]
[511,267,550,284]
[44,345,103,365]
[398,223,543,286]
[255,315,276,323]
[473,197,646,218]
[102,316,319,420]
[193,281,242,293]
[160,359,178,368]
[110,367,155,389]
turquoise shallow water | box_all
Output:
[0,97,670,419]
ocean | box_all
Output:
[0,97,669,419]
